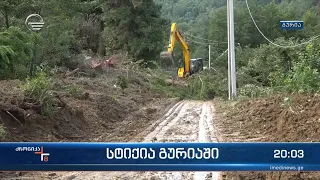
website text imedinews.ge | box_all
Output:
[270,165,304,171]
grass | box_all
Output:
[64,84,85,98]
[0,124,6,138]
[149,69,220,100]
[20,71,58,116]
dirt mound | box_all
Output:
[214,94,320,179]
[0,77,174,143]
[222,94,320,142]
[0,103,86,142]
[0,70,177,179]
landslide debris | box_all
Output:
[0,66,177,179]
[214,94,320,180]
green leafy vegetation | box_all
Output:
[238,84,274,99]
[65,84,84,98]
[150,81,184,99]
[155,0,320,98]
[21,71,53,102]
[0,27,32,79]
[149,70,224,100]
[1,0,167,78]
[0,124,7,138]
[21,71,58,116]
[104,0,168,63]
[1,0,320,100]
[117,75,129,89]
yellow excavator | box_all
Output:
[160,23,203,78]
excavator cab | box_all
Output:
[190,58,204,74]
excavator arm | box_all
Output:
[160,23,191,77]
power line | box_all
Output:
[245,0,320,48]
[187,40,228,52]
[185,38,236,53]
[186,37,227,47]
[184,33,228,44]
[186,35,231,46]
[185,38,208,46]
[184,33,241,46]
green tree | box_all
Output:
[104,0,168,65]
[0,0,20,28]
[0,27,32,79]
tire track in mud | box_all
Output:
[142,101,186,142]
[193,103,220,180]
[29,101,221,180]
[105,101,221,180]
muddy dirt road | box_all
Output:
[30,100,221,180]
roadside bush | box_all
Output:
[149,70,184,98]
[183,75,204,99]
[22,71,53,101]
[238,84,274,98]
[204,70,228,99]
[149,68,227,100]
[152,76,167,86]
[189,70,228,100]
[268,43,320,93]
[0,124,6,138]
[14,64,30,79]
[65,84,84,98]
[151,84,183,98]
[204,87,216,99]
[283,61,320,93]
[117,75,129,89]
[21,71,58,116]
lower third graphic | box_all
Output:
[34,147,50,162]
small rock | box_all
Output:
[83,92,90,99]
[206,173,213,178]
[48,173,57,176]
[146,108,157,114]
[67,175,77,180]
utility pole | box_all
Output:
[227,0,231,100]
[208,45,211,69]
[227,0,237,100]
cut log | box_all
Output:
[0,104,26,124]
[165,79,187,87]
[5,110,23,125]
[65,68,80,77]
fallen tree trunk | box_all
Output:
[0,103,26,124]
[65,68,80,77]
[165,79,187,87]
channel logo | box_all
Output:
[34,147,50,162]
[25,14,45,32]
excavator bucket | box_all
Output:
[160,51,173,59]
[160,51,174,66]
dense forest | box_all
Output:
[2,0,320,98]
[155,0,320,96]
[0,0,168,79]
[3,1,320,180]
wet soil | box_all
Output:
[214,94,320,180]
